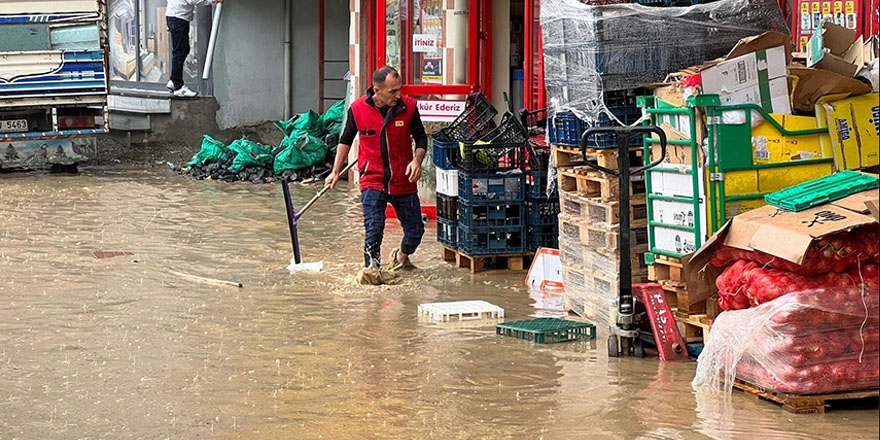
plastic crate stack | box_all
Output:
[433,93,499,251]
[456,136,528,256]
[432,94,533,257]
[434,138,459,249]
[523,110,560,252]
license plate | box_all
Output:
[1,119,28,132]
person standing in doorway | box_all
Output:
[325,66,428,285]
[165,0,223,98]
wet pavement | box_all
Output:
[1,169,878,439]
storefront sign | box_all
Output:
[417,99,465,122]
[413,34,439,52]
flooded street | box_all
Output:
[1,169,877,439]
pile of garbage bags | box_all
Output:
[181,100,345,184]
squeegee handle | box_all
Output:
[296,161,357,218]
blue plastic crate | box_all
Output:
[527,224,559,252]
[526,198,560,226]
[437,218,457,249]
[548,112,582,146]
[458,224,526,255]
[458,172,525,203]
[459,201,525,228]
[526,170,557,198]
[432,139,459,170]
[549,108,645,149]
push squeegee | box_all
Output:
[282,161,356,273]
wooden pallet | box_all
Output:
[552,145,643,170]
[559,214,649,252]
[648,255,712,316]
[441,246,532,274]
[558,168,647,201]
[675,311,714,342]
[560,189,648,225]
[733,380,880,414]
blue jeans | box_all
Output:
[361,189,425,267]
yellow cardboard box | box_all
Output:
[817,92,880,170]
[751,114,827,164]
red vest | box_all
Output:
[351,93,418,195]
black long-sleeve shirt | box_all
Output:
[339,106,428,152]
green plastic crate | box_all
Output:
[496,318,596,344]
[765,171,879,212]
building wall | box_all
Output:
[213,0,286,129]
[195,0,351,129]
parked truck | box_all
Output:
[0,0,109,171]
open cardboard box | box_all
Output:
[807,21,865,78]
[683,189,880,307]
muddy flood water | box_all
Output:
[1,169,878,439]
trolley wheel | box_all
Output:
[621,336,632,357]
[633,337,645,358]
[608,335,620,358]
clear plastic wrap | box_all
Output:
[693,286,880,395]
[540,0,788,124]
[559,231,644,327]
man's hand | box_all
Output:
[405,159,422,183]
[325,171,340,189]
[213,0,224,3]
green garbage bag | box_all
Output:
[325,121,343,138]
[274,110,323,138]
[227,138,274,172]
[319,100,345,134]
[274,134,329,175]
[187,135,229,166]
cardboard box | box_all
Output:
[816,92,880,170]
[807,21,865,77]
[701,45,792,115]
[750,114,829,164]
[684,189,879,306]
[654,226,699,256]
[789,66,871,113]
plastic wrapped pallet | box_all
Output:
[693,285,880,395]
[559,230,647,327]
[540,0,788,124]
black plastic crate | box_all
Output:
[459,202,525,228]
[527,224,559,252]
[434,93,498,142]
[437,194,458,222]
[432,139,458,170]
[526,170,557,198]
[481,111,528,144]
[459,141,526,174]
[458,171,525,203]
[527,145,552,172]
[604,88,649,108]
[458,224,526,255]
[520,107,548,138]
[438,218,457,249]
[526,198,560,226]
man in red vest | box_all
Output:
[326,66,428,284]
